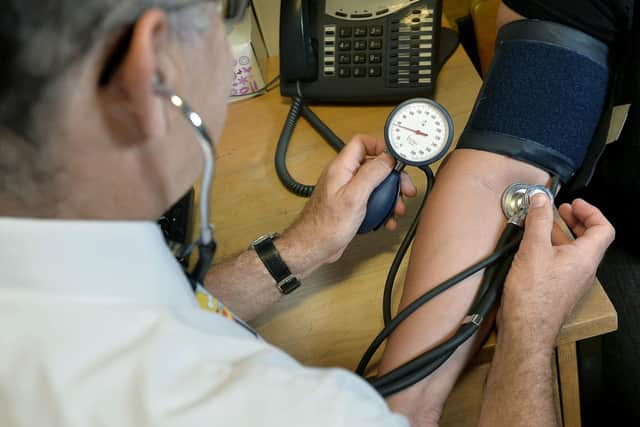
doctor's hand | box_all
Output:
[283,134,417,266]
[498,195,615,353]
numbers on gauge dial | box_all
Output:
[387,102,450,164]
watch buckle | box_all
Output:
[277,275,300,294]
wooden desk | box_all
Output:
[213,44,617,426]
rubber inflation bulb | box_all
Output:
[358,170,401,234]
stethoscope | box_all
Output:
[155,83,218,291]
[278,96,558,396]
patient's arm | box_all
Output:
[379,148,548,423]
[377,5,542,424]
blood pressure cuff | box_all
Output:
[457,20,610,183]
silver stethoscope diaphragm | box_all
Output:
[502,183,554,226]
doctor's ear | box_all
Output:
[98,9,176,141]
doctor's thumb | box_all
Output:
[522,193,554,250]
[348,152,395,198]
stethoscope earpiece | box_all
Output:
[155,83,217,291]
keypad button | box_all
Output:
[324,25,336,35]
[339,27,352,37]
[351,13,372,19]
[353,67,366,77]
[369,26,384,36]
[368,66,382,77]
[369,39,383,50]
[339,68,351,78]
[354,26,368,37]
[338,40,352,51]
[353,53,367,64]
[368,53,382,63]
[354,40,367,50]
[338,54,351,64]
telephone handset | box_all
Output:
[280,0,319,83]
[280,0,457,102]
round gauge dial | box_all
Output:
[384,98,454,167]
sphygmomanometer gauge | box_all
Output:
[359,98,453,233]
[384,98,454,168]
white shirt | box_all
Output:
[0,218,407,427]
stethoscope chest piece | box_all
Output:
[502,183,555,226]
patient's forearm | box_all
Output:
[379,149,549,421]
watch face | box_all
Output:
[384,98,454,167]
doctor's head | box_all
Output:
[0,0,242,220]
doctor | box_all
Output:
[0,1,613,426]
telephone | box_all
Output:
[275,0,459,225]
[279,0,458,102]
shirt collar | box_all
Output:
[0,217,198,309]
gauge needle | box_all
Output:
[393,123,429,137]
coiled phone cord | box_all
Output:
[275,96,345,197]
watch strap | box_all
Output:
[251,234,301,294]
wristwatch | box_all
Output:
[250,233,301,294]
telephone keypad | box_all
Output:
[338,40,351,51]
[368,67,382,77]
[353,67,366,78]
[353,40,367,50]
[339,27,352,37]
[353,27,368,37]
[353,54,367,64]
[369,26,384,37]
[325,7,435,87]
[369,53,382,63]
[369,39,383,50]
[331,23,389,79]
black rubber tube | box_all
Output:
[358,225,523,397]
[356,235,520,376]
[383,167,435,326]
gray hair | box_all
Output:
[0,0,211,143]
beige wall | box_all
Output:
[252,0,281,56]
